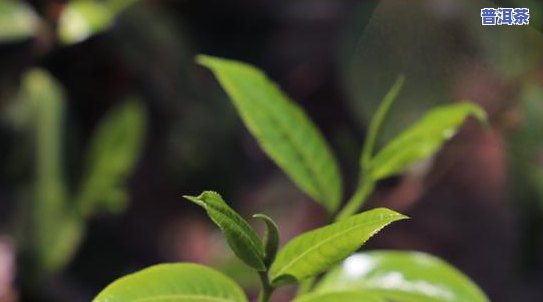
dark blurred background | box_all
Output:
[1,0,543,301]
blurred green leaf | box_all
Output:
[36,216,83,276]
[21,69,82,274]
[58,0,113,45]
[315,251,489,302]
[269,208,407,287]
[93,263,248,302]
[369,102,487,181]
[58,0,142,45]
[0,0,39,43]
[197,55,343,213]
[76,98,146,216]
[294,291,384,302]
[184,191,266,271]
[253,213,280,266]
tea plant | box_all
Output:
[93,55,489,302]
[1,0,147,288]
[7,70,146,288]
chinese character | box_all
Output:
[481,8,498,25]
[498,8,514,25]
[513,8,530,25]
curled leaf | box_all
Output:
[253,213,280,266]
[184,191,266,271]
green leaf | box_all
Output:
[197,55,343,213]
[58,0,144,45]
[361,75,405,169]
[335,77,405,220]
[293,291,384,302]
[76,98,146,216]
[21,69,81,274]
[269,208,407,286]
[0,0,39,43]
[369,102,487,181]
[315,251,489,302]
[58,0,114,45]
[184,191,266,271]
[253,213,280,266]
[93,263,248,302]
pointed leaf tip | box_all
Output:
[270,208,408,287]
[368,101,488,181]
[182,194,204,206]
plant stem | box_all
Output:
[257,271,273,302]
[335,179,374,221]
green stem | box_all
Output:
[257,271,273,302]
[335,179,374,221]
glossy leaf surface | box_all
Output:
[93,263,248,302]
[197,55,343,213]
[294,291,384,302]
[369,102,486,181]
[269,208,407,286]
[184,191,266,271]
[316,251,489,302]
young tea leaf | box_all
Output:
[361,75,405,169]
[315,251,489,302]
[93,263,248,302]
[269,208,408,287]
[369,102,487,181]
[184,191,266,271]
[253,213,280,266]
[197,55,343,213]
